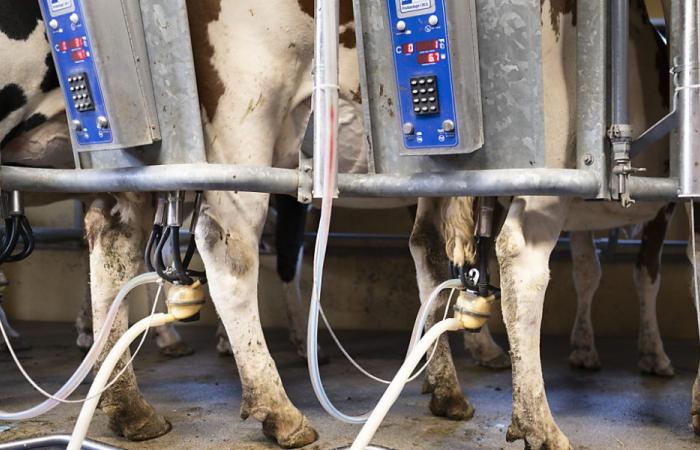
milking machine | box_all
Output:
[1,0,700,448]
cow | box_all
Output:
[420,1,700,448]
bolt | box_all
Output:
[583,154,594,166]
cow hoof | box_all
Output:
[428,386,474,421]
[216,336,233,356]
[692,413,700,435]
[108,407,172,442]
[478,352,511,370]
[639,354,675,377]
[506,422,572,450]
[262,413,318,449]
[569,348,602,371]
[76,333,93,354]
[160,341,195,358]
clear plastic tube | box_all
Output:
[0,272,161,421]
[407,279,463,355]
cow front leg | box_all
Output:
[463,324,511,369]
[196,192,317,448]
[636,205,675,376]
[85,195,171,442]
[693,363,700,435]
[568,230,602,370]
[410,198,474,421]
[497,197,571,450]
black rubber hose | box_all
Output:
[7,216,34,262]
[477,237,490,298]
[169,226,193,285]
[182,236,196,269]
[144,224,163,272]
[155,226,177,283]
[0,217,20,264]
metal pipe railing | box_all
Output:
[677,0,700,197]
[1,164,681,200]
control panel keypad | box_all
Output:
[67,72,94,112]
[410,76,439,116]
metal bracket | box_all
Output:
[298,154,313,204]
[630,110,678,158]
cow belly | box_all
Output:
[563,199,667,232]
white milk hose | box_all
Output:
[68,312,176,450]
[350,318,463,450]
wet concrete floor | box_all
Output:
[1,322,700,449]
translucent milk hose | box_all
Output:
[307,0,366,424]
[0,272,161,421]
[351,318,463,450]
[68,313,176,450]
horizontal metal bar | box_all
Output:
[1,165,680,200]
[627,176,679,200]
[1,164,300,195]
[338,169,600,197]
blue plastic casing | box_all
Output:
[387,0,458,150]
[39,0,112,146]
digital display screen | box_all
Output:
[402,43,414,55]
[416,40,439,52]
[49,0,75,16]
[417,52,441,65]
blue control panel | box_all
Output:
[387,0,458,150]
[39,0,112,146]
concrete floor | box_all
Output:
[1,322,700,450]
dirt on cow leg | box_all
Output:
[196,204,318,448]
[497,197,571,450]
[86,195,170,442]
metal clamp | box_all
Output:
[608,124,646,207]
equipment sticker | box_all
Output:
[399,0,433,14]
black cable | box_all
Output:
[154,226,178,283]
[0,217,20,264]
[7,216,34,262]
[144,224,163,272]
[169,226,193,285]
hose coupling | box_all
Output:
[453,290,496,332]
[166,280,206,322]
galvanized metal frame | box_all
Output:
[0,0,689,201]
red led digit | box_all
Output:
[70,37,83,49]
[71,49,87,62]
[59,41,69,52]
[402,43,414,54]
[417,52,441,65]
[416,40,439,52]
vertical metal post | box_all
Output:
[312,0,340,198]
[577,0,608,198]
[608,0,637,207]
[677,0,700,197]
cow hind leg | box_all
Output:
[274,194,328,364]
[636,205,675,377]
[410,198,474,421]
[686,201,700,432]
[568,230,602,370]
[196,192,317,448]
[497,197,571,450]
[463,324,511,369]
[85,196,171,442]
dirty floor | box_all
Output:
[1,322,700,449]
